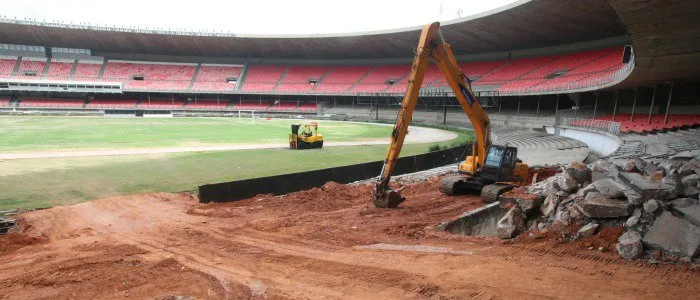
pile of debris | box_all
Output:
[497,151,700,261]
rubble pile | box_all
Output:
[497,151,700,261]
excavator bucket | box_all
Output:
[372,183,405,208]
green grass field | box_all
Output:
[0,116,472,210]
[0,117,393,152]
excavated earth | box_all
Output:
[1,178,699,299]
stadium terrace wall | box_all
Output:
[198,145,469,203]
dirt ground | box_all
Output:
[1,179,698,299]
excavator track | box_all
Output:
[480,183,515,203]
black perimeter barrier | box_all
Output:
[198,144,470,203]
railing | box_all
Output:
[555,106,621,135]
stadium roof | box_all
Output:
[0,0,625,60]
[607,0,700,87]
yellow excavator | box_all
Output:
[289,123,324,149]
[372,22,529,208]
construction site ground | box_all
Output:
[1,179,698,299]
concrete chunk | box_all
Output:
[540,194,559,217]
[643,199,660,214]
[642,211,700,258]
[558,174,580,193]
[673,204,700,227]
[592,178,625,198]
[579,192,631,218]
[577,222,599,238]
[618,172,678,202]
[497,206,524,239]
[616,231,643,260]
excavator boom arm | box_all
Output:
[372,22,492,208]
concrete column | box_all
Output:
[593,92,599,119]
[630,88,638,122]
[555,94,559,115]
[648,85,657,124]
[612,90,619,121]
[536,95,540,117]
[516,96,521,117]
[443,104,447,125]
[498,97,502,114]
[664,82,674,124]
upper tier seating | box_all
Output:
[241,65,287,92]
[350,65,410,93]
[0,57,18,78]
[103,62,196,81]
[73,61,103,80]
[46,59,74,80]
[5,46,628,95]
[192,65,243,92]
[19,98,84,108]
[15,58,46,79]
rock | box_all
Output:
[634,157,648,174]
[679,159,700,177]
[618,172,678,202]
[578,192,631,218]
[558,173,580,193]
[540,194,559,217]
[681,174,700,189]
[624,161,638,173]
[683,187,700,198]
[577,222,599,238]
[591,159,621,176]
[650,170,665,183]
[499,189,543,214]
[592,178,625,198]
[623,188,644,206]
[564,162,592,184]
[497,206,525,239]
[616,231,644,260]
[625,211,641,228]
[670,150,700,160]
[527,175,559,197]
[673,204,700,226]
[643,199,660,213]
[643,211,700,258]
[670,198,697,208]
[553,209,572,227]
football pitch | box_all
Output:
[0,116,471,210]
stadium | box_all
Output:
[1,0,699,298]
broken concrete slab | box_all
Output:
[558,174,580,193]
[670,198,697,208]
[592,178,625,198]
[616,231,643,260]
[564,162,592,184]
[578,192,631,218]
[577,222,599,238]
[670,150,700,161]
[540,194,559,217]
[642,211,700,258]
[681,174,700,189]
[497,205,524,239]
[618,172,678,202]
[673,204,700,227]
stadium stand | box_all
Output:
[297,102,318,111]
[591,114,700,134]
[86,99,138,109]
[138,99,186,109]
[192,64,242,92]
[234,100,272,110]
[0,97,9,107]
[276,66,330,93]
[186,100,231,109]
[314,66,373,93]
[73,60,103,80]
[241,65,287,92]
[46,59,74,80]
[0,57,18,78]
[18,98,85,108]
[268,101,298,111]
[15,57,46,78]
[0,47,629,95]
